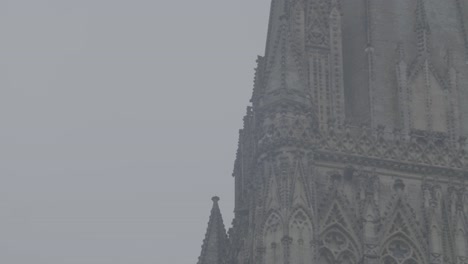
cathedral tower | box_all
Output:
[198,1,468,264]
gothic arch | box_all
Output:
[263,211,284,264]
[319,224,360,264]
[319,191,361,251]
[288,206,314,231]
[381,197,424,244]
[288,208,314,264]
[381,198,428,264]
[380,233,425,264]
[320,194,362,264]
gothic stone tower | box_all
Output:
[197,0,468,264]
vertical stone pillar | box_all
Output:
[362,175,380,264]
[255,246,266,264]
[282,236,293,264]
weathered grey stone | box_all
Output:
[197,197,228,264]
[198,0,468,263]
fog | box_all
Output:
[0,0,270,263]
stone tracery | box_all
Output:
[289,209,313,264]
[197,0,468,263]
[319,226,358,264]
[263,212,284,264]
[381,235,424,264]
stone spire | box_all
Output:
[253,0,311,109]
[252,0,347,130]
[197,196,229,264]
[195,0,468,263]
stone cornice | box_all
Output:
[240,123,468,177]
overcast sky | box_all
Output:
[0,1,270,263]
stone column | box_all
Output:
[282,236,293,264]
[255,246,266,264]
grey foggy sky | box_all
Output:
[0,0,270,263]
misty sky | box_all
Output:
[1,1,270,263]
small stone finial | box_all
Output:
[198,195,228,264]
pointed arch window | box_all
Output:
[319,226,358,264]
[381,235,424,264]
[264,213,283,264]
[289,210,313,264]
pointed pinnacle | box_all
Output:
[197,196,228,264]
